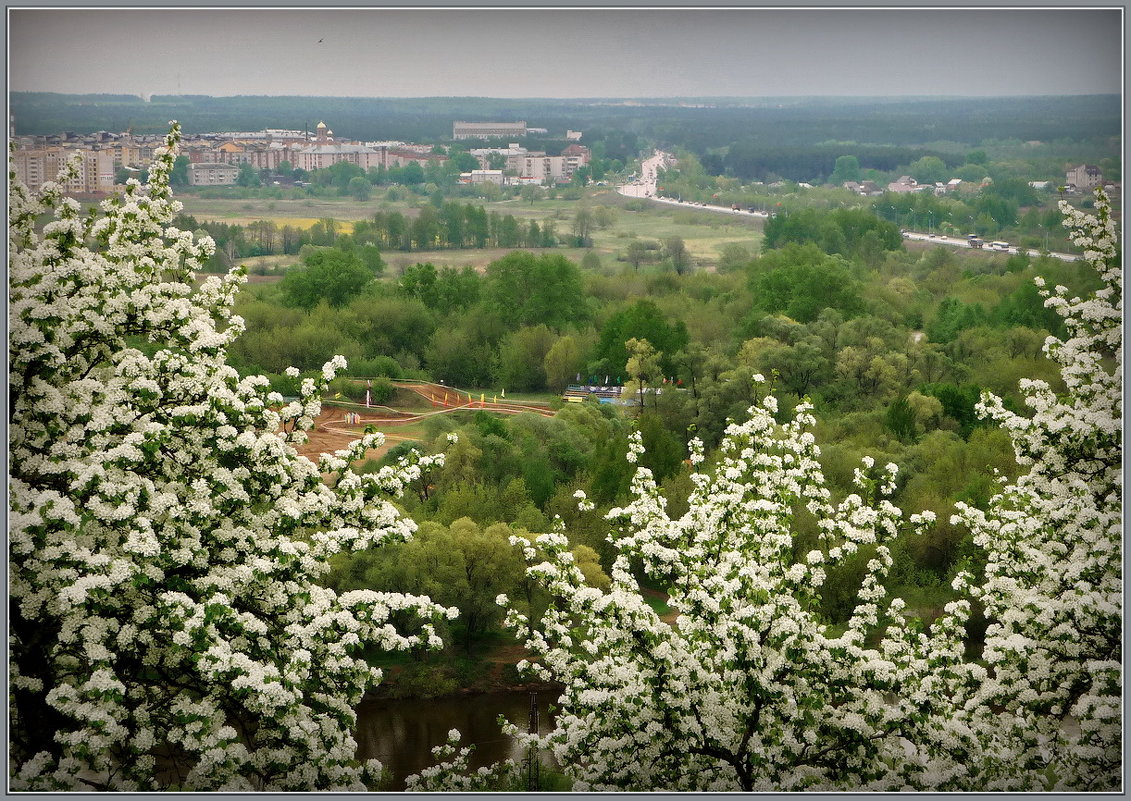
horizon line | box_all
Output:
[10,91,1122,101]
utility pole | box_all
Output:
[526,693,540,791]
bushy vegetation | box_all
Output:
[222,200,1104,661]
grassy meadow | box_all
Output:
[179,186,765,275]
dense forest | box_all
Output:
[13,92,1121,184]
[217,205,1099,667]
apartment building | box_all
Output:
[213,141,292,171]
[289,121,382,171]
[12,147,116,194]
[561,143,591,174]
[508,144,591,185]
[469,143,528,169]
[188,162,240,186]
[1066,164,1102,190]
[294,142,385,172]
[463,169,505,185]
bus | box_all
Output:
[990,241,1011,252]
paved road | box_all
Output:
[649,195,770,218]
[618,149,668,199]
[619,152,770,217]
[617,156,1078,262]
[902,232,1078,262]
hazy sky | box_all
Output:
[8,7,1124,99]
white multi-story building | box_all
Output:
[508,144,591,185]
[291,121,381,171]
[462,169,505,185]
[511,153,564,183]
[1066,164,1102,190]
[212,141,293,171]
[188,162,240,186]
[11,147,115,193]
[469,143,528,167]
[453,121,527,140]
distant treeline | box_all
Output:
[175,201,561,265]
[12,92,1120,154]
[707,143,962,183]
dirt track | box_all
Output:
[292,387,555,468]
[292,407,412,466]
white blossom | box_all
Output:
[9,124,450,791]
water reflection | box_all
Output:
[355,691,558,790]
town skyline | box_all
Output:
[9,8,1123,100]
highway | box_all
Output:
[619,152,769,217]
[617,152,1078,263]
[901,231,1078,262]
[617,149,667,199]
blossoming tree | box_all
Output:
[496,391,970,791]
[945,188,1122,790]
[9,125,455,791]
[489,190,1120,790]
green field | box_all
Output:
[178,195,376,224]
[492,193,763,270]
[180,186,764,273]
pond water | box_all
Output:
[355,691,559,790]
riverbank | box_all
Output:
[367,588,675,702]
[356,689,562,790]
[366,642,561,702]
[357,642,564,790]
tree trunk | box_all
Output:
[9,605,68,762]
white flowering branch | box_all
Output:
[404,729,522,792]
[946,187,1122,790]
[9,123,455,791]
[467,386,971,791]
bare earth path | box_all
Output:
[293,384,555,465]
